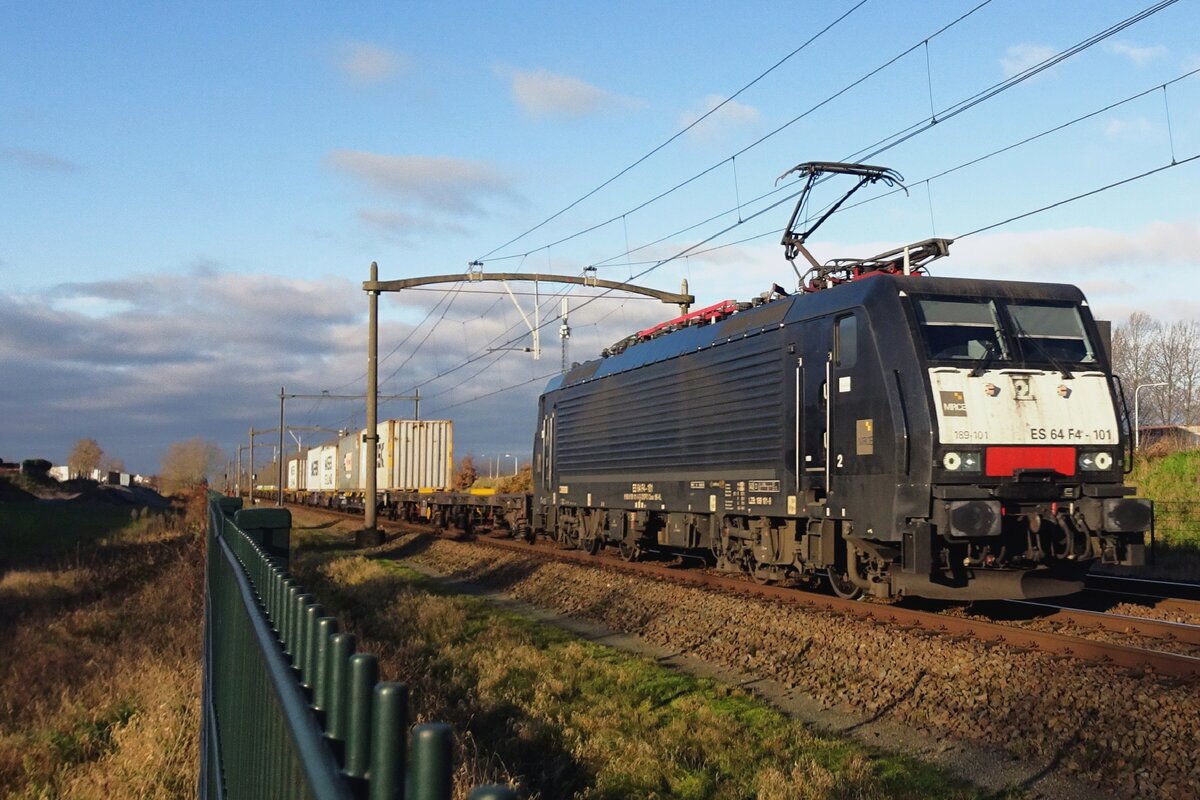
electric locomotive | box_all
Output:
[530,163,1150,600]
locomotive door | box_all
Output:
[827,312,860,508]
[800,313,861,506]
[799,318,833,498]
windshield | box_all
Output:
[914,299,1006,361]
[913,296,1097,367]
[1006,302,1096,365]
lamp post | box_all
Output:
[1134,382,1167,451]
[506,453,517,476]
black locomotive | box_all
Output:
[529,163,1151,600]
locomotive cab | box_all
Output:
[888,282,1150,599]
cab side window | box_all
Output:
[836,314,857,369]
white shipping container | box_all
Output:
[367,421,396,492]
[306,448,321,490]
[287,456,307,491]
[384,420,453,490]
[319,445,337,491]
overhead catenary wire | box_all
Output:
[584,23,1196,276]
[473,0,871,263]
[955,152,1200,240]
[477,0,1178,287]
[480,0,997,265]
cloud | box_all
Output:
[1107,41,1167,66]
[677,95,761,142]
[1104,117,1154,139]
[326,150,516,215]
[0,269,664,474]
[356,208,469,238]
[335,41,407,84]
[952,218,1200,273]
[999,44,1057,78]
[1,146,82,173]
[946,218,1200,321]
[502,67,643,118]
[0,270,370,471]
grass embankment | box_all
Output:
[292,522,994,800]
[1128,449,1200,579]
[0,494,204,798]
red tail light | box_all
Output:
[985,447,1076,477]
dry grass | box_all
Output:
[292,537,988,800]
[0,490,205,799]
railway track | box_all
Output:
[287,503,1200,680]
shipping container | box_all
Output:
[337,431,361,492]
[377,420,453,491]
[318,445,337,491]
[287,454,307,491]
[306,448,321,490]
[364,420,395,493]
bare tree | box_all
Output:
[1112,312,1158,410]
[1112,313,1200,427]
[160,438,223,495]
[102,456,126,474]
[452,454,479,490]
[68,438,103,479]
[1169,320,1200,425]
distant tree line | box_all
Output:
[1111,312,1200,427]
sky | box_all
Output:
[2,0,1199,476]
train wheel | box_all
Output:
[827,567,863,600]
[618,540,640,562]
[582,533,601,555]
[750,560,773,585]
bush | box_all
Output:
[21,459,52,479]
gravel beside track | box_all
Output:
[1106,599,1200,625]
[941,603,1200,659]
[375,532,1200,800]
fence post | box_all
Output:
[327,633,357,746]
[368,683,408,800]
[303,603,325,689]
[344,653,379,780]
[314,617,339,715]
[292,593,314,670]
[409,723,453,800]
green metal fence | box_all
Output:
[201,493,515,800]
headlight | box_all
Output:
[1080,451,1114,471]
[942,451,981,471]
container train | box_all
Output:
[281,162,1152,601]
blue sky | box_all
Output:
[2,1,1198,475]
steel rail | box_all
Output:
[1084,573,1200,602]
[1002,600,1200,648]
